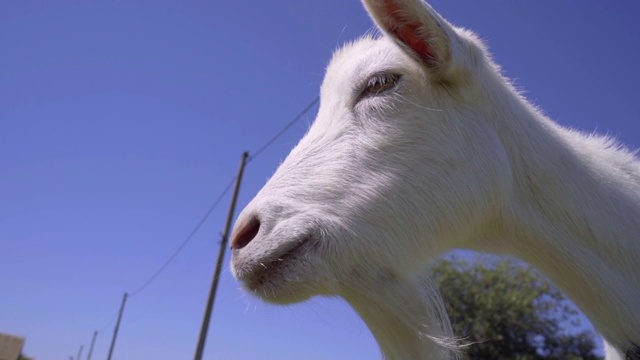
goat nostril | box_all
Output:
[231,217,260,250]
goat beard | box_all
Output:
[340,269,460,359]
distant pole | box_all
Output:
[76,345,84,360]
[107,292,128,360]
[86,331,97,360]
[194,152,249,360]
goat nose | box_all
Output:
[231,216,260,250]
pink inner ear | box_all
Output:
[380,1,436,66]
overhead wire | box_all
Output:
[98,312,118,334]
[90,96,320,357]
[124,96,320,298]
[128,176,237,297]
[248,96,319,163]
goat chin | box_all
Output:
[342,270,459,360]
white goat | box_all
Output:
[230,0,640,359]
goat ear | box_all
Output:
[362,0,463,80]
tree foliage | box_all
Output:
[431,257,602,360]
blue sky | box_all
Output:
[2,1,639,359]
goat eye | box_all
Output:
[357,73,401,102]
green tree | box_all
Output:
[431,257,602,360]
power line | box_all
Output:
[128,176,237,297]
[98,312,118,334]
[126,96,320,298]
[90,97,320,354]
[248,96,319,163]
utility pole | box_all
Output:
[194,152,249,360]
[75,345,84,360]
[107,292,128,360]
[86,331,97,360]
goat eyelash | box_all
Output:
[356,72,402,103]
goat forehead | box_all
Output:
[321,36,415,98]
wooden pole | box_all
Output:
[75,345,84,360]
[194,152,249,360]
[106,292,128,360]
[86,331,97,360]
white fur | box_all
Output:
[230,1,640,359]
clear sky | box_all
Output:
[2,1,639,359]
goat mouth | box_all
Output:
[242,237,313,291]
